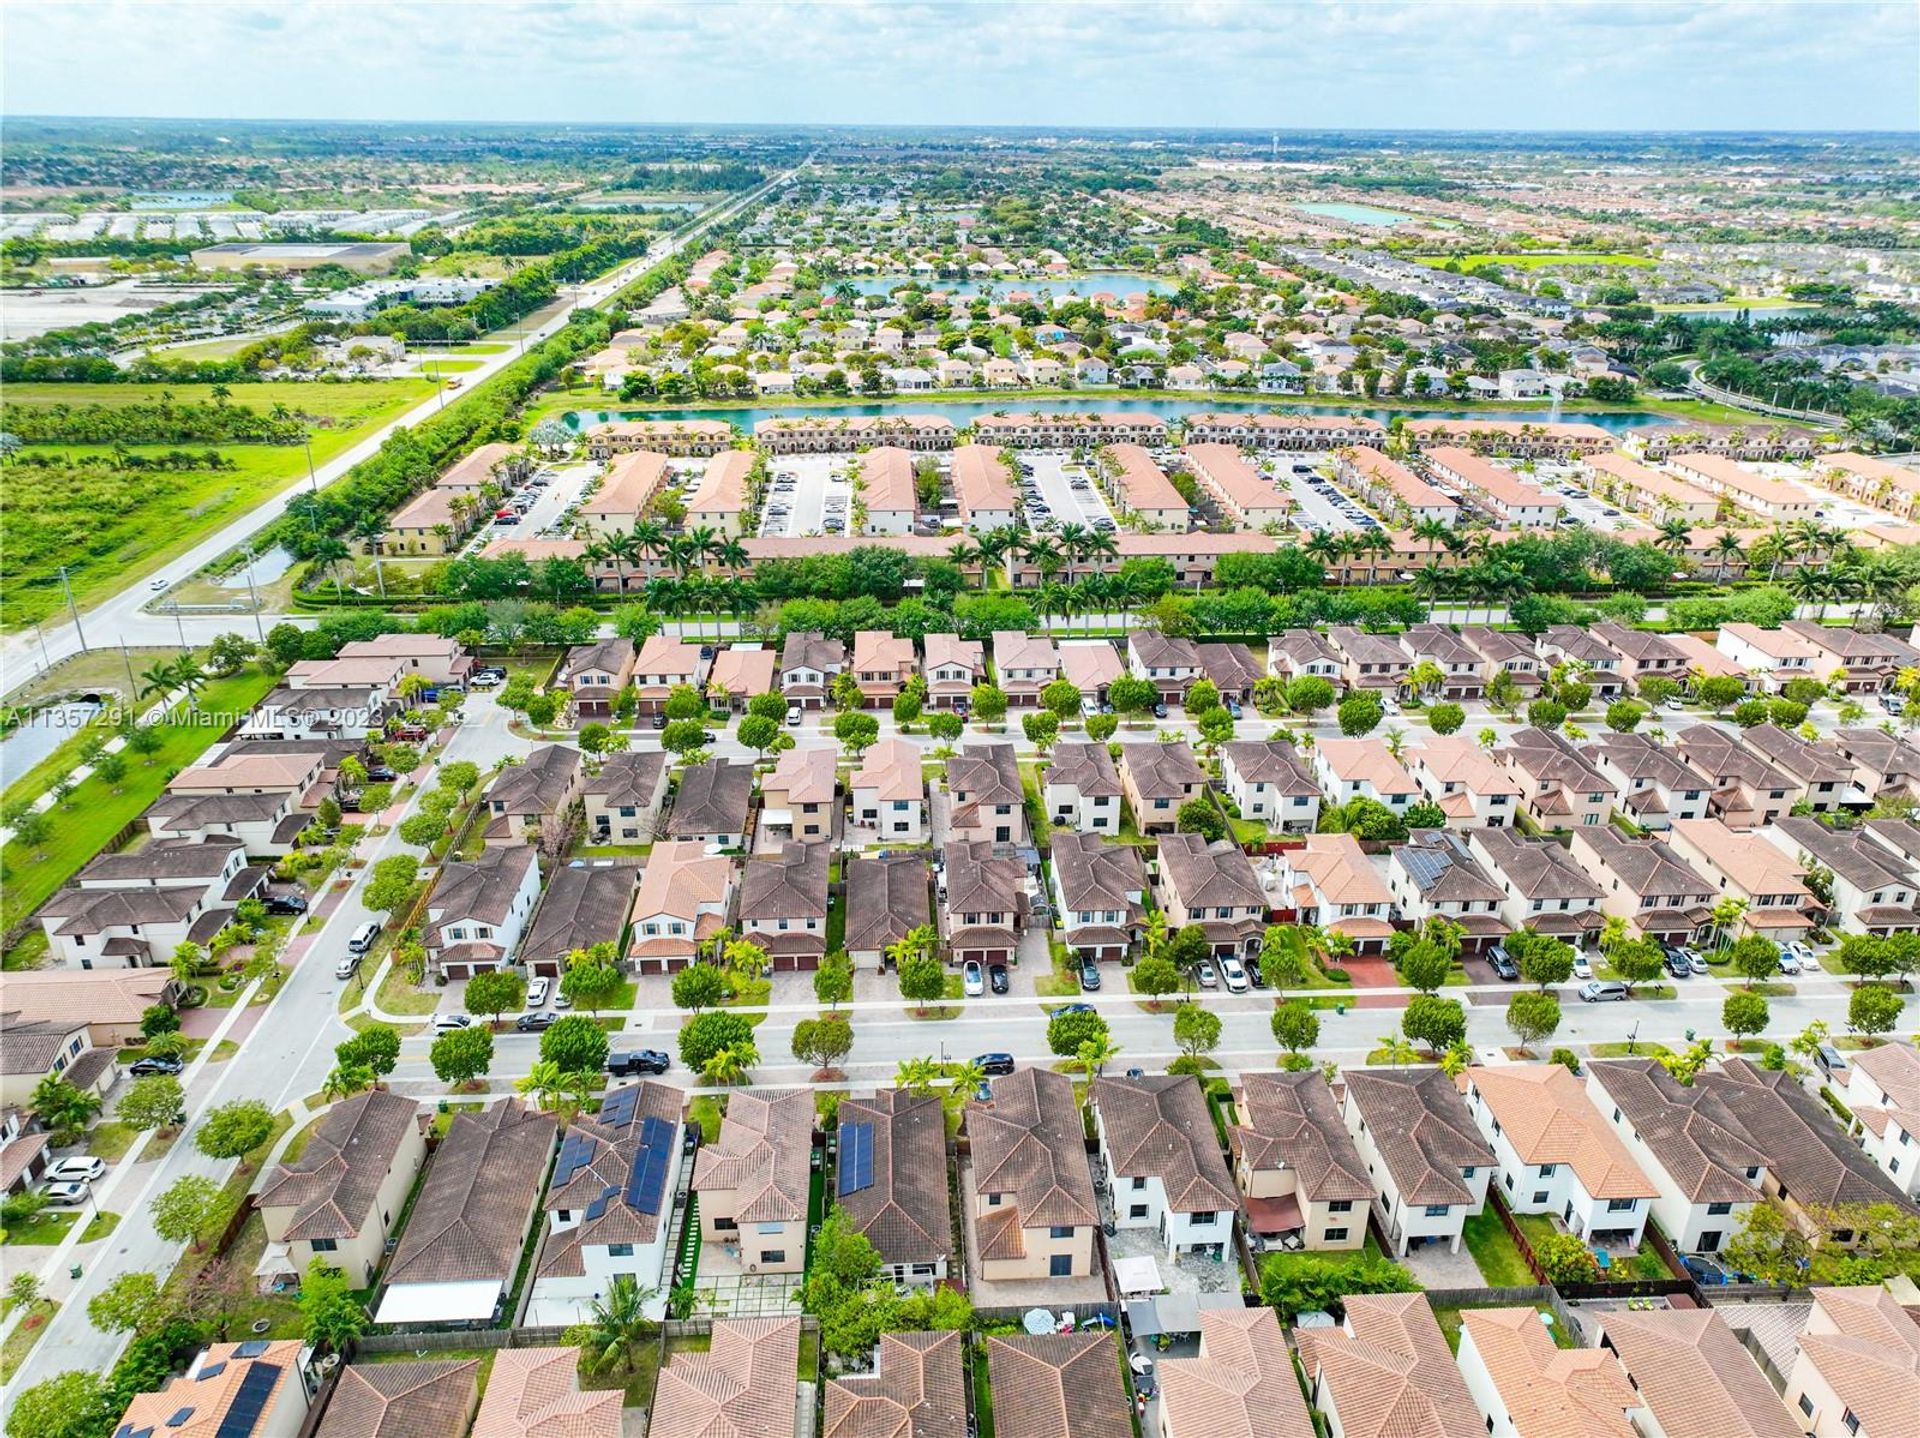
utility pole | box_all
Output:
[240,545,266,644]
[305,436,319,493]
[171,601,188,653]
[58,565,88,652]
[33,622,51,672]
[121,642,138,704]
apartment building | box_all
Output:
[1182,443,1293,528]
[1423,447,1563,526]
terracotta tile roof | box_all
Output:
[426,845,535,950]
[693,1089,813,1224]
[1051,832,1144,917]
[740,841,830,924]
[1289,832,1392,907]
[1465,1065,1657,1201]
[1795,1285,1920,1438]
[581,751,667,810]
[1586,1059,1767,1204]
[115,1340,305,1438]
[1700,1059,1914,1212]
[470,1347,621,1438]
[665,760,753,839]
[1598,1308,1801,1438]
[488,746,582,819]
[1057,641,1124,693]
[1120,741,1205,803]
[946,743,1021,809]
[984,1334,1132,1438]
[708,646,776,698]
[631,841,733,926]
[382,1099,554,1291]
[320,1360,480,1438]
[923,633,984,680]
[1296,1293,1481,1438]
[1091,1074,1236,1214]
[540,1081,684,1275]
[257,1090,419,1242]
[521,866,636,971]
[1344,1068,1492,1207]
[1220,740,1318,797]
[781,631,846,675]
[1043,742,1120,800]
[1460,1307,1638,1438]
[1157,1307,1314,1438]
[858,447,918,515]
[844,855,930,956]
[1157,832,1264,913]
[852,738,924,805]
[967,1068,1098,1250]
[1232,1071,1371,1204]
[1472,828,1604,903]
[650,1317,799,1438]
[824,1331,966,1438]
[836,1090,952,1269]
[767,746,838,806]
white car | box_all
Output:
[1786,941,1818,969]
[1571,954,1593,980]
[526,977,550,1008]
[1218,956,1249,993]
[148,578,170,591]
[431,1013,472,1032]
[44,1156,107,1184]
[962,960,985,997]
[1195,957,1219,988]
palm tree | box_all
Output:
[1081,528,1119,574]
[516,1059,565,1110]
[645,577,686,635]
[139,658,185,702]
[895,1056,942,1095]
[1411,564,1450,617]
[1303,530,1341,571]
[714,536,749,575]
[1654,515,1693,555]
[1786,566,1831,621]
[1410,517,1452,550]
[701,1045,752,1085]
[1021,534,1064,587]
[1074,1035,1121,1095]
[577,1275,660,1375]
[630,518,668,570]
[947,538,982,579]
[604,530,643,593]
[1710,530,1746,581]
[1709,895,1749,951]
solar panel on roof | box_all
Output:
[553,1133,598,1187]
[625,1116,675,1216]
[582,1182,620,1223]
[213,1364,280,1438]
[166,1410,195,1428]
[600,1086,640,1129]
[197,1364,227,1382]
[232,1340,270,1359]
[837,1120,874,1196]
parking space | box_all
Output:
[480,459,598,547]
[1019,451,1118,534]
[1749,461,1897,530]
[760,453,854,538]
[1255,451,1372,533]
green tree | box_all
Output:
[150,1173,221,1250]
[898,952,948,1013]
[362,854,418,912]
[1534,1232,1602,1283]
[298,1258,367,1352]
[465,968,526,1024]
[1509,930,1574,989]
[1173,1004,1222,1061]
[1505,991,1562,1051]
[335,1024,400,1079]
[791,1014,854,1072]
[1285,675,1336,715]
[1260,1252,1420,1320]
[737,714,780,759]
[1402,994,1466,1053]
[1608,938,1666,994]
[572,1274,659,1374]
[1851,983,1904,1039]
[1696,675,1747,713]
[430,1024,493,1087]
[117,1074,185,1132]
[29,1075,100,1142]
[1042,678,1082,721]
[1271,1000,1320,1059]
[815,950,854,1009]
[5,1371,120,1438]
[1133,954,1181,1004]
[541,1014,610,1074]
[1724,991,1771,1044]
[140,1004,180,1039]
[671,961,727,1012]
[1047,1008,1110,1057]
[560,959,624,1015]
[1175,797,1226,841]
[678,1010,756,1072]
[1427,702,1466,735]
[970,683,1009,725]
[928,711,965,744]
[1338,691,1383,736]
[194,1099,274,1167]
[1728,935,1782,988]
[1107,675,1157,721]
[661,718,712,760]
[86,1270,164,1335]
[1393,938,1452,995]
[1605,700,1643,733]
[833,710,880,757]
[1084,712,1118,742]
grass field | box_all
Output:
[1,666,276,929]
[1,378,432,628]
[1411,252,1655,270]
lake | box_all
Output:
[563,395,1664,435]
[843,271,1174,300]
[1297,201,1419,226]
[0,701,100,783]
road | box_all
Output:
[0,165,799,685]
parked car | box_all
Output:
[1777,947,1802,975]
[515,1011,556,1033]
[1816,1042,1851,1082]
[606,1049,671,1076]
[1151,703,1169,719]
[963,960,985,997]
[471,671,505,689]
[264,893,307,915]
[431,1013,473,1032]
[988,962,1010,995]
[346,920,381,955]
[365,766,398,784]
[1663,949,1692,980]
[1079,959,1102,992]
[1785,940,1817,968]
[44,1156,107,1184]
[129,1055,184,1076]
[976,1052,1016,1076]
[526,977,550,1008]
[42,1181,91,1207]
[1488,946,1519,981]
[1194,957,1218,988]
[651,713,668,730]
[334,955,361,980]
[1571,954,1593,980]
[1579,980,1629,1003]
[1683,947,1710,975]
[1050,1002,1096,1018]
[786,705,803,727]
[1219,955,1249,993]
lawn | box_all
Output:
[687,1094,724,1143]
[0,1299,59,1382]
[1,666,277,929]
[1433,1303,1576,1354]
[1462,1207,1538,1287]
[906,973,966,1020]
[2,378,433,627]
[1585,1040,1675,1059]
[1411,252,1654,270]
[1,1207,118,1245]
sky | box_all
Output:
[5,0,1917,133]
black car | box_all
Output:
[975,1052,1016,1076]
[1488,947,1520,981]
[515,1012,556,1033]
[1664,950,1692,979]
[365,766,398,784]
[1151,702,1169,719]
[1079,959,1102,992]
[1051,1002,1095,1018]
[264,893,308,916]
[129,1055,185,1077]
[651,713,668,730]
[607,1049,671,1076]
[988,963,1010,995]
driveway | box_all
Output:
[1398,1236,1488,1287]
[1024,451,1116,532]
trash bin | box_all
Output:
[1335,1002,1347,1016]
[69,1264,81,1280]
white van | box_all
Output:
[346,921,381,955]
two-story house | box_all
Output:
[1455,1308,1639,1438]
[1312,738,1419,816]
[1460,627,1545,697]
[1589,624,1689,688]
[1569,826,1717,949]
[1782,1285,1920,1438]
[484,745,584,849]
[665,760,754,849]
[1230,1071,1371,1251]
[1743,724,1864,815]
[738,842,830,970]
[1715,622,1823,695]
[1117,741,1207,836]
[1399,625,1487,700]
[1155,832,1267,960]
[760,747,837,844]
[1672,726,1799,830]
[1267,629,1344,689]
[1091,1074,1238,1259]
[1277,832,1395,954]
[1126,632,1202,705]
[850,630,916,708]
[851,737,926,841]
[1767,817,1920,936]
[1584,733,1712,831]
[40,837,258,969]
[1405,737,1522,829]
[1041,742,1122,835]
[581,751,670,845]
[1470,829,1606,946]
[1300,1295,1483,1438]
[1343,1068,1493,1258]
[1219,740,1321,832]
[520,864,636,979]
[1327,626,1409,693]
[946,744,1026,847]
[560,638,636,722]
[965,1067,1100,1283]
[631,635,706,717]
[835,1090,952,1286]
[1829,727,1920,806]
[256,1089,426,1287]
[423,843,541,979]
[1537,626,1627,699]
[692,1089,814,1273]
[1666,818,1816,943]
[1387,829,1508,954]
[941,840,1026,968]
[1842,1043,1920,1199]
[994,630,1062,709]
[628,841,735,973]
[779,631,846,711]
[1497,728,1615,831]
[1050,832,1145,963]
[922,633,985,712]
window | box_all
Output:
[1328,1200,1353,1213]
[1799,1395,1816,1419]
[1707,1202,1733,1216]
[310,1238,338,1253]
[1048,1225,1075,1239]
[1538,1163,1557,1178]
[1129,1203,1148,1220]
[1532,1192,1548,1205]
[713,1217,738,1232]
[1049,1254,1074,1277]
[1132,1176,1147,1191]
[1190,1211,1218,1226]
[1844,1408,1861,1435]
[987,1193,1001,1207]
[761,1250,786,1265]
[608,1243,634,1258]
[1606,1198,1636,1213]
[1423,1204,1450,1218]
[1324,1227,1349,1244]
[1462,1166,1475,1180]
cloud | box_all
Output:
[3,0,1915,129]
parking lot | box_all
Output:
[1535,462,1651,534]
[1019,451,1117,534]
[1255,452,1374,533]
[759,453,855,537]
[480,459,598,547]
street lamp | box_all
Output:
[58,565,88,653]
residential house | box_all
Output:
[1050,832,1145,963]
[1672,726,1799,829]
[1470,828,1606,946]
[941,840,1026,967]
[1455,1308,1639,1438]
[1537,626,1628,698]
[1219,740,1321,832]
[1182,443,1294,529]
[1744,724,1863,814]
[850,629,916,707]
[692,1092,815,1273]
[1230,1071,1372,1251]
[1157,1308,1316,1438]
[1117,741,1207,835]
[1596,1308,1801,1438]
[851,738,926,841]
[1042,741,1122,835]
[1327,626,1410,693]
[835,1090,953,1286]
[1768,817,1920,935]
[1298,1294,1482,1438]
[946,744,1026,847]
[1406,737,1522,829]
[1781,1286,1920,1438]
[1155,832,1267,959]
[423,843,540,979]
[1278,833,1396,954]
[0,968,178,1049]
[1667,818,1816,942]
[858,447,918,534]
[145,784,310,857]
[581,751,669,845]
[630,635,705,717]
[1090,1074,1238,1259]
[706,646,777,710]
[684,449,754,535]
[1268,629,1344,688]
[337,634,472,688]
[923,633,984,711]
[241,684,390,742]
[738,842,830,969]
[665,761,753,848]
[1716,623,1824,694]
[844,854,931,968]
[760,747,837,844]
[375,1099,555,1325]
[1387,828,1509,953]
[1830,727,1920,806]
[1842,1043,1920,1198]
[1569,826,1717,948]
[1585,733,1713,831]
[825,1332,966,1438]
[1584,1060,1766,1253]
[994,630,1061,708]
[0,1015,111,1110]
[1127,632,1203,704]
[110,1342,310,1438]
[1399,624,1488,700]
[319,1360,480,1438]
[1058,640,1123,706]
[650,1317,799,1438]
[1460,627,1546,697]
[1343,1067,1494,1257]
[984,1334,1133,1438]
[469,1348,622,1438]
[484,746,583,848]
[519,864,635,978]
[1786,621,1920,694]
[1312,738,1419,818]
[256,1088,426,1287]
[1196,642,1263,707]
[40,837,259,970]
[1498,727,1616,832]
[627,841,735,973]
[965,1068,1100,1283]
[780,632,846,710]
[1590,623,1689,686]
[1464,1063,1658,1248]
[951,444,1017,532]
